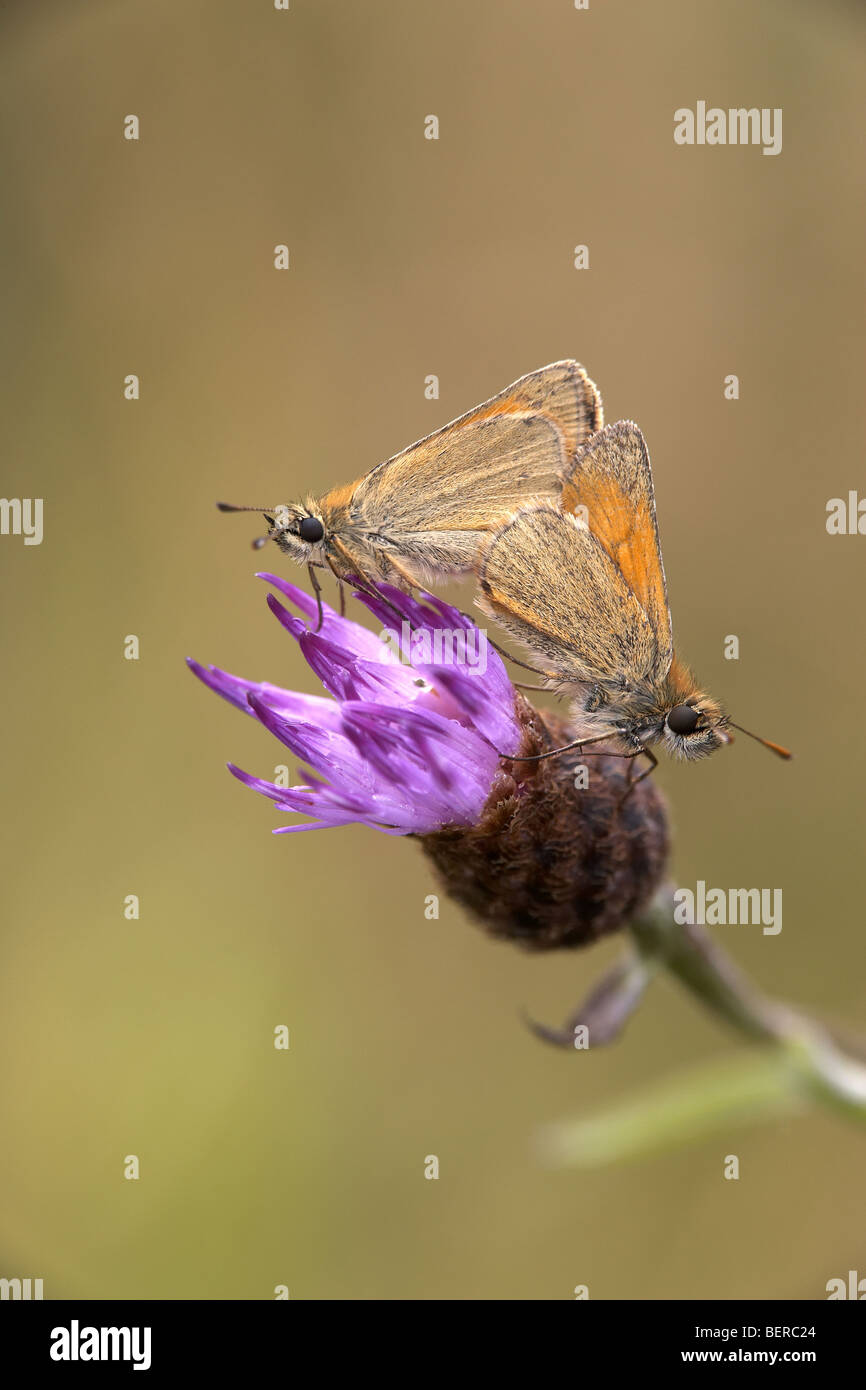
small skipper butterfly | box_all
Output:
[218,362,602,623]
[477,421,791,784]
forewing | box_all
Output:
[353,410,569,534]
[476,506,662,688]
[484,359,603,456]
[562,421,672,669]
[353,361,602,527]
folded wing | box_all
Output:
[562,421,672,671]
[353,361,602,537]
[477,505,664,688]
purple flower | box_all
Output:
[188,574,522,835]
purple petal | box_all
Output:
[297,630,426,707]
[188,659,344,729]
[247,696,369,779]
[340,703,497,821]
[192,575,520,836]
[258,572,390,661]
[412,663,521,755]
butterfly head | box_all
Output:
[575,677,730,762]
[594,682,730,761]
[216,498,328,558]
[659,695,730,761]
[616,662,791,764]
[265,502,328,562]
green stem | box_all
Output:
[540,890,866,1167]
[630,888,866,1121]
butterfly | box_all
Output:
[218,361,602,624]
[477,420,791,784]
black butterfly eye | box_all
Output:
[667,704,700,736]
[298,516,325,544]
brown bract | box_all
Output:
[420,696,669,950]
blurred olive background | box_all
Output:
[1,0,863,1301]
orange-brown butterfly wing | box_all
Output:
[562,421,673,672]
[327,363,602,580]
[350,360,602,527]
[477,505,660,688]
[452,359,603,458]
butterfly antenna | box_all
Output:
[216,501,279,513]
[727,722,793,760]
[216,501,277,551]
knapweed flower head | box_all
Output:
[188,574,524,835]
[189,575,669,948]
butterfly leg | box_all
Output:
[430,600,555,679]
[436,600,558,679]
[340,550,559,680]
[360,556,560,680]
[307,563,325,633]
[327,539,408,627]
[501,730,630,763]
[483,633,560,680]
[616,746,658,807]
[379,553,423,595]
[329,544,467,652]
[629,745,658,788]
